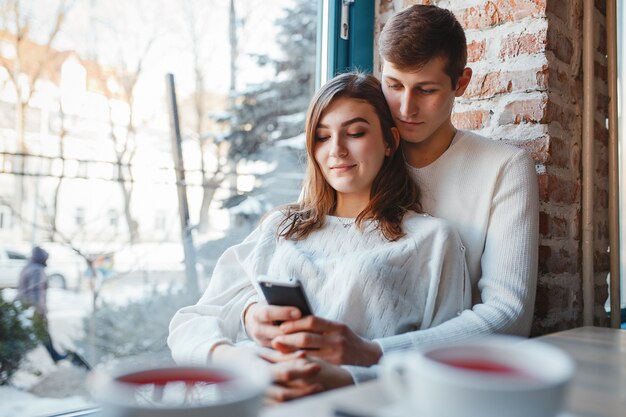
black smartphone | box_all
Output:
[257,275,313,318]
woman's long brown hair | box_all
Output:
[278,72,422,242]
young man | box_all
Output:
[374,4,539,347]
[243,4,538,386]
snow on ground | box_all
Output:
[47,289,93,350]
[1,345,95,417]
[0,385,93,417]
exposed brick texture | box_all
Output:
[376,0,611,333]
[451,110,490,130]
[546,0,572,25]
[547,136,580,170]
[545,100,578,129]
[539,210,579,239]
[547,26,574,63]
[534,281,581,318]
[512,136,549,163]
[499,29,547,59]
[467,39,487,62]
[456,1,546,30]
[464,67,549,99]
[499,98,546,124]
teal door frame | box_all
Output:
[316,0,375,88]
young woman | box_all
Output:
[168,72,470,401]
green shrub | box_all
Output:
[0,293,44,385]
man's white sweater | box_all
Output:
[168,212,471,371]
[381,129,539,353]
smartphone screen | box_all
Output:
[257,276,313,317]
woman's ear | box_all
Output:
[386,127,401,156]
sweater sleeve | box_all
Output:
[167,225,267,365]
[375,151,539,352]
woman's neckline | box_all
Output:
[327,215,356,229]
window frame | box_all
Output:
[316,0,375,88]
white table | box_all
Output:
[261,327,626,417]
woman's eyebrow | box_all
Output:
[341,117,370,127]
[317,117,370,129]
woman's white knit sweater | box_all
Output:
[168,211,471,376]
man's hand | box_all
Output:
[259,350,323,403]
[244,303,302,348]
[305,357,354,391]
[272,316,383,366]
[212,344,323,403]
[260,351,353,402]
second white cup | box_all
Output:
[380,335,575,417]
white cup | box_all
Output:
[88,360,269,417]
[380,335,575,417]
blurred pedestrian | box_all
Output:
[17,246,90,369]
[17,246,67,362]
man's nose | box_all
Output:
[400,91,418,118]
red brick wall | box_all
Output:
[375,0,610,334]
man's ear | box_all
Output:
[454,67,472,97]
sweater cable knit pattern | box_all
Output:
[168,212,471,382]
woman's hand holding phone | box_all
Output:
[244,304,382,366]
[245,276,312,347]
[246,275,382,367]
[272,316,383,367]
[243,303,302,348]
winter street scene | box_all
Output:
[0,0,314,414]
[3,0,625,416]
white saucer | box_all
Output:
[377,401,576,417]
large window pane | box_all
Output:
[0,0,318,413]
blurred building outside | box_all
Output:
[0,27,305,286]
[0,0,314,410]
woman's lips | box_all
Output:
[330,164,356,173]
